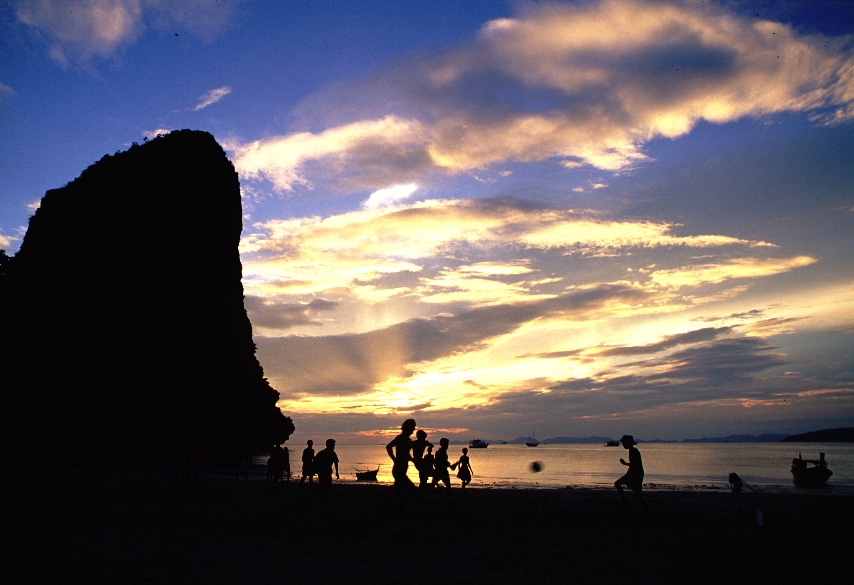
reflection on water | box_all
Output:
[274,442,854,491]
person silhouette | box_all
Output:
[614,434,648,511]
[432,437,452,492]
[267,444,285,482]
[313,439,339,500]
[728,472,744,509]
[422,445,435,486]
[299,440,315,489]
[384,419,417,508]
[453,447,473,488]
[411,429,434,491]
[282,446,291,481]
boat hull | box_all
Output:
[792,466,832,487]
[791,453,832,487]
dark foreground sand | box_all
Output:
[3,467,852,584]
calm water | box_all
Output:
[272,442,854,492]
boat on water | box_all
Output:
[354,466,380,481]
[605,439,620,447]
[526,432,539,447]
[469,439,489,448]
[791,453,832,487]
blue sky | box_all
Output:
[2,0,854,443]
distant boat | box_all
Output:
[791,453,832,487]
[526,432,539,447]
[469,439,489,448]
[605,439,620,447]
[354,466,380,481]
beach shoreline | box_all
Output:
[3,466,853,584]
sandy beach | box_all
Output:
[3,466,852,584]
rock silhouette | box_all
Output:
[0,130,293,466]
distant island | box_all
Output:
[781,428,854,442]
[491,428,854,444]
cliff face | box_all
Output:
[0,130,293,464]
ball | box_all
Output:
[530,461,543,473]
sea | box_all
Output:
[269,442,854,493]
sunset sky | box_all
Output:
[2,0,853,443]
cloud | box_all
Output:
[597,326,734,356]
[194,86,232,111]
[245,296,338,332]
[0,82,15,95]
[648,256,817,288]
[258,283,653,402]
[17,0,142,62]
[142,128,171,140]
[16,0,240,63]
[239,197,773,302]
[0,230,18,248]
[226,116,431,192]
[363,183,419,209]
[229,0,854,194]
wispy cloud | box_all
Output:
[239,197,771,304]
[0,230,17,248]
[194,86,232,111]
[16,0,240,64]
[648,256,817,288]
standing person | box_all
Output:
[282,445,291,481]
[614,434,647,511]
[422,445,435,484]
[384,419,416,509]
[453,447,473,489]
[313,439,339,500]
[432,437,452,491]
[267,444,285,482]
[386,418,416,490]
[299,440,315,489]
[411,429,433,491]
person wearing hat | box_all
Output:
[615,434,647,511]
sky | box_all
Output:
[2,0,854,444]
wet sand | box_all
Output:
[3,467,852,584]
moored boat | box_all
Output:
[605,439,620,447]
[469,439,489,448]
[354,466,380,481]
[791,453,832,487]
[526,432,539,447]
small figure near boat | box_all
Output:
[452,447,473,488]
[469,439,488,448]
[791,452,832,487]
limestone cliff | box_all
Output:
[0,130,293,465]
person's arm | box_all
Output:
[334,460,339,479]
[386,438,396,462]
[619,458,629,466]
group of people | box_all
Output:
[386,419,473,499]
[297,439,339,495]
[270,428,647,511]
